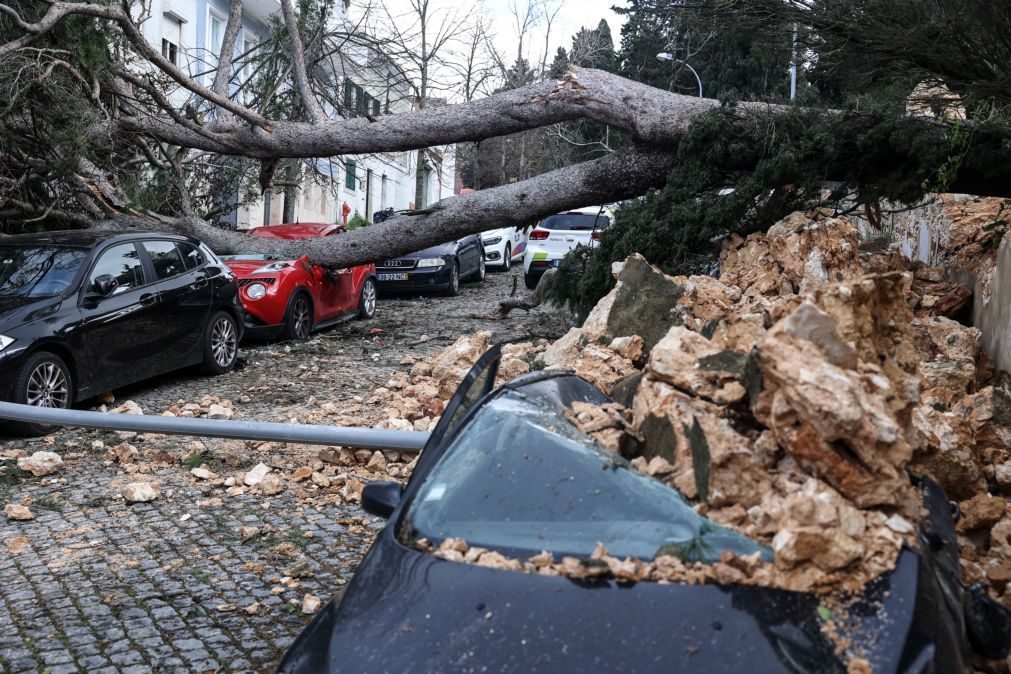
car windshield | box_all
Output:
[219,253,282,261]
[404,390,769,564]
[0,244,88,298]
[538,213,610,231]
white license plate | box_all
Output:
[378,273,408,281]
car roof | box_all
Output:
[249,223,339,240]
[0,229,196,248]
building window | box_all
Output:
[372,99,381,117]
[345,160,357,190]
[161,14,182,66]
[344,79,356,117]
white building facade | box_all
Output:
[136,0,456,229]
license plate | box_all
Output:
[378,273,408,281]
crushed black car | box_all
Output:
[278,347,1010,673]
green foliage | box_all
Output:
[347,211,370,230]
[546,104,1008,318]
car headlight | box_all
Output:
[0,335,13,352]
[415,258,445,268]
[483,236,502,245]
[253,261,292,274]
[246,283,267,300]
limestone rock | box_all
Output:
[190,467,218,480]
[122,482,160,503]
[301,593,321,614]
[957,494,1006,533]
[106,443,139,465]
[646,326,749,405]
[4,503,33,521]
[429,331,492,398]
[243,463,271,487]
[254,474,284,496]
[17,451,63,477]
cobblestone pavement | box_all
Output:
[0,267,573,673]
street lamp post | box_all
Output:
[656,52,702,98]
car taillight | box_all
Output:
[530,229,549,240]
[591,230,602,241]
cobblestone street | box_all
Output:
[0,268,573,673]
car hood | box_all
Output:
[0,295,63,329]
[279,532,954,674]
[393,242,457,259]
[222,259,297,279]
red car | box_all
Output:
[220,223,377,340]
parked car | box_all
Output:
[278,346,1003,674]
[523,206,613,289]
[374,235,485,296]
[219,223,377,341]
[0,230,243,435]
[481,226,526,271]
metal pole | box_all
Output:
[0,401,429,452]
[681,61,703,98]
[790,22,798,101]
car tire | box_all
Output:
[357,278,377,319]
[7,351,73,437]
[201,311,239,374]
[443,260,460,297]
[465,254,486,283]
[502,244,512,271]
[282,292,313,341]
[524,272,540,290]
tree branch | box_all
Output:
[279,0,325,124]
[211,0,245,104]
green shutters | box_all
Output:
[345,160,357,190]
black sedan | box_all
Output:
[278,347,1007,673]
[374,235,485,296]
[0,230,243,435]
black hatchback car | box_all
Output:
[374,235,485,296]
[0,230,243,434]
[278,347,1008,673]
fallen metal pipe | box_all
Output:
[0,402,428,452]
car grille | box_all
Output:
[238,278,276,287]
[379,259,415,269]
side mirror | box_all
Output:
[362,481,403,519]
[92,274,118,297]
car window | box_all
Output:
[143,241,187,279]
[538,213,611,231]
[404,390,768,564]
[89,243,145,294]
[178,243,206,270]
[0,245,88,298]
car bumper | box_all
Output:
[375,265,453,292]
[241,315,284,340]
[0,346,27,401]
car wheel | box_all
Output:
[7,351,73,437]
[201,311,239,374]
[443,260,460,297]
[469,255,486,282]
[283,293,313,341]
[524,272,540,290]
[502,244,512,271]
[358,278,377,319]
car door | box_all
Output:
[76,242,164,392]
[312,263,355,320]
[458,235,479,275]
[141,240,212,371]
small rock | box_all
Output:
[190,467,218,480]
[4,503,33,521]
[122,482,160,503]
[290,467,313,482]
[301,593,321,614]
[318,448,342,465]
[244,463,271,487]
[310,472,331,488]
[255,474,284,496]
[207,403,233,419]
[226,486,247,497]
[239,526,260,542]
[957,494,1007,533]
[366,451,387,473]
[110,400,144,415]
[244,602,261,615]
[17,451,63,477]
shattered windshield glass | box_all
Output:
[405,391,768,564]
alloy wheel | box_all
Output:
[361,279,377,317]
[26,362,69,408]
[293,296,311,339]
[211,316,238,367]
[478,255,486,280]
[503,245,511,270]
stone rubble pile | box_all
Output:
[445,209,1010,597]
